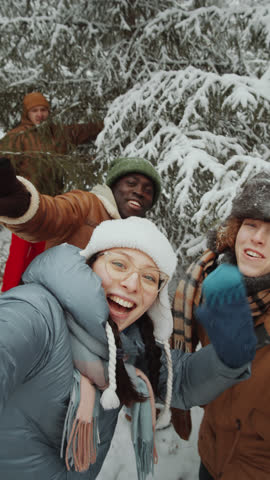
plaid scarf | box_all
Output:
[172,248,270,354]
[172,250,216,352]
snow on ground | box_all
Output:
[97,407,203,480]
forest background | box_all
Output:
[0,1,269,478]
[0,0,270,286]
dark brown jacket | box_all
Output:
[0,110,103,195]
[196,313,270,480]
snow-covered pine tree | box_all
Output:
[0,0,106,191]
[0,0,269,270]
[94,0,270,267]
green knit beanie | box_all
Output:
[106,157,162,205]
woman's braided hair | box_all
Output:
[107,313,162,406]
[137,313,162,396]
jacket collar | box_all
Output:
[91,184,121,219]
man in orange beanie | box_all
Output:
[0,91,104,291]
[0,91,103,194]
[22,92,50,126]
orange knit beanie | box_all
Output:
[23,92,50,112]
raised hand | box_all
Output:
[0,157,31,217]
[196,264,257,368]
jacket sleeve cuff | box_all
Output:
[0,176,40,225]
[168,344,251,410]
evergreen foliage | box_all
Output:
[0,0,269,269]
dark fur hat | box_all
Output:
[231,172,270,222]
[208,172,270,254]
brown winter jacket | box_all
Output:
[195,312,270,480]
[0,110,103,195]
[0,181,120,250]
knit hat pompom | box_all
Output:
[80,216,177,342]
[23,92,50,112]
[106,157,162,205]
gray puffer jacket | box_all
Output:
[0,244,250,480]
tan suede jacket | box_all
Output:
[0,181,120,250]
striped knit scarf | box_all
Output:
[172,250,216,352]
[172,248,270,353]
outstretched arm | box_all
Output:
[0,157,105,244]
[164,344,250,410]
[159,264,256,409]
[62,120,104,145]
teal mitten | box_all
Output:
[196,264,257,368]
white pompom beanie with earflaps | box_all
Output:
[80,216,177,428]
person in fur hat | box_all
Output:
[0,156,161,291]
[0,92,104,292]
[172,172,270,480]
[0,216,255,480]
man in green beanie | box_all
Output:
[0,156,162,290]
[106,157,161,218]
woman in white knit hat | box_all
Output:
[0,217,255,480]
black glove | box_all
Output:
[196,264,257,368]
[0,157,31,218]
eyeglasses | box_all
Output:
[97,251,169,293]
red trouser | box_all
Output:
[1,234,45,292]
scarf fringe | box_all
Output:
[173,338,192,353]
[66,418,98,471]
[132,368,158,479]
[134,438,156,480]
[61,370,100,472]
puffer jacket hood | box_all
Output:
[23,243,109,348]
[0,242,118,480]
[22,243,146,361]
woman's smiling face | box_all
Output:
[92,248,159,331]
[235,218,270,277]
